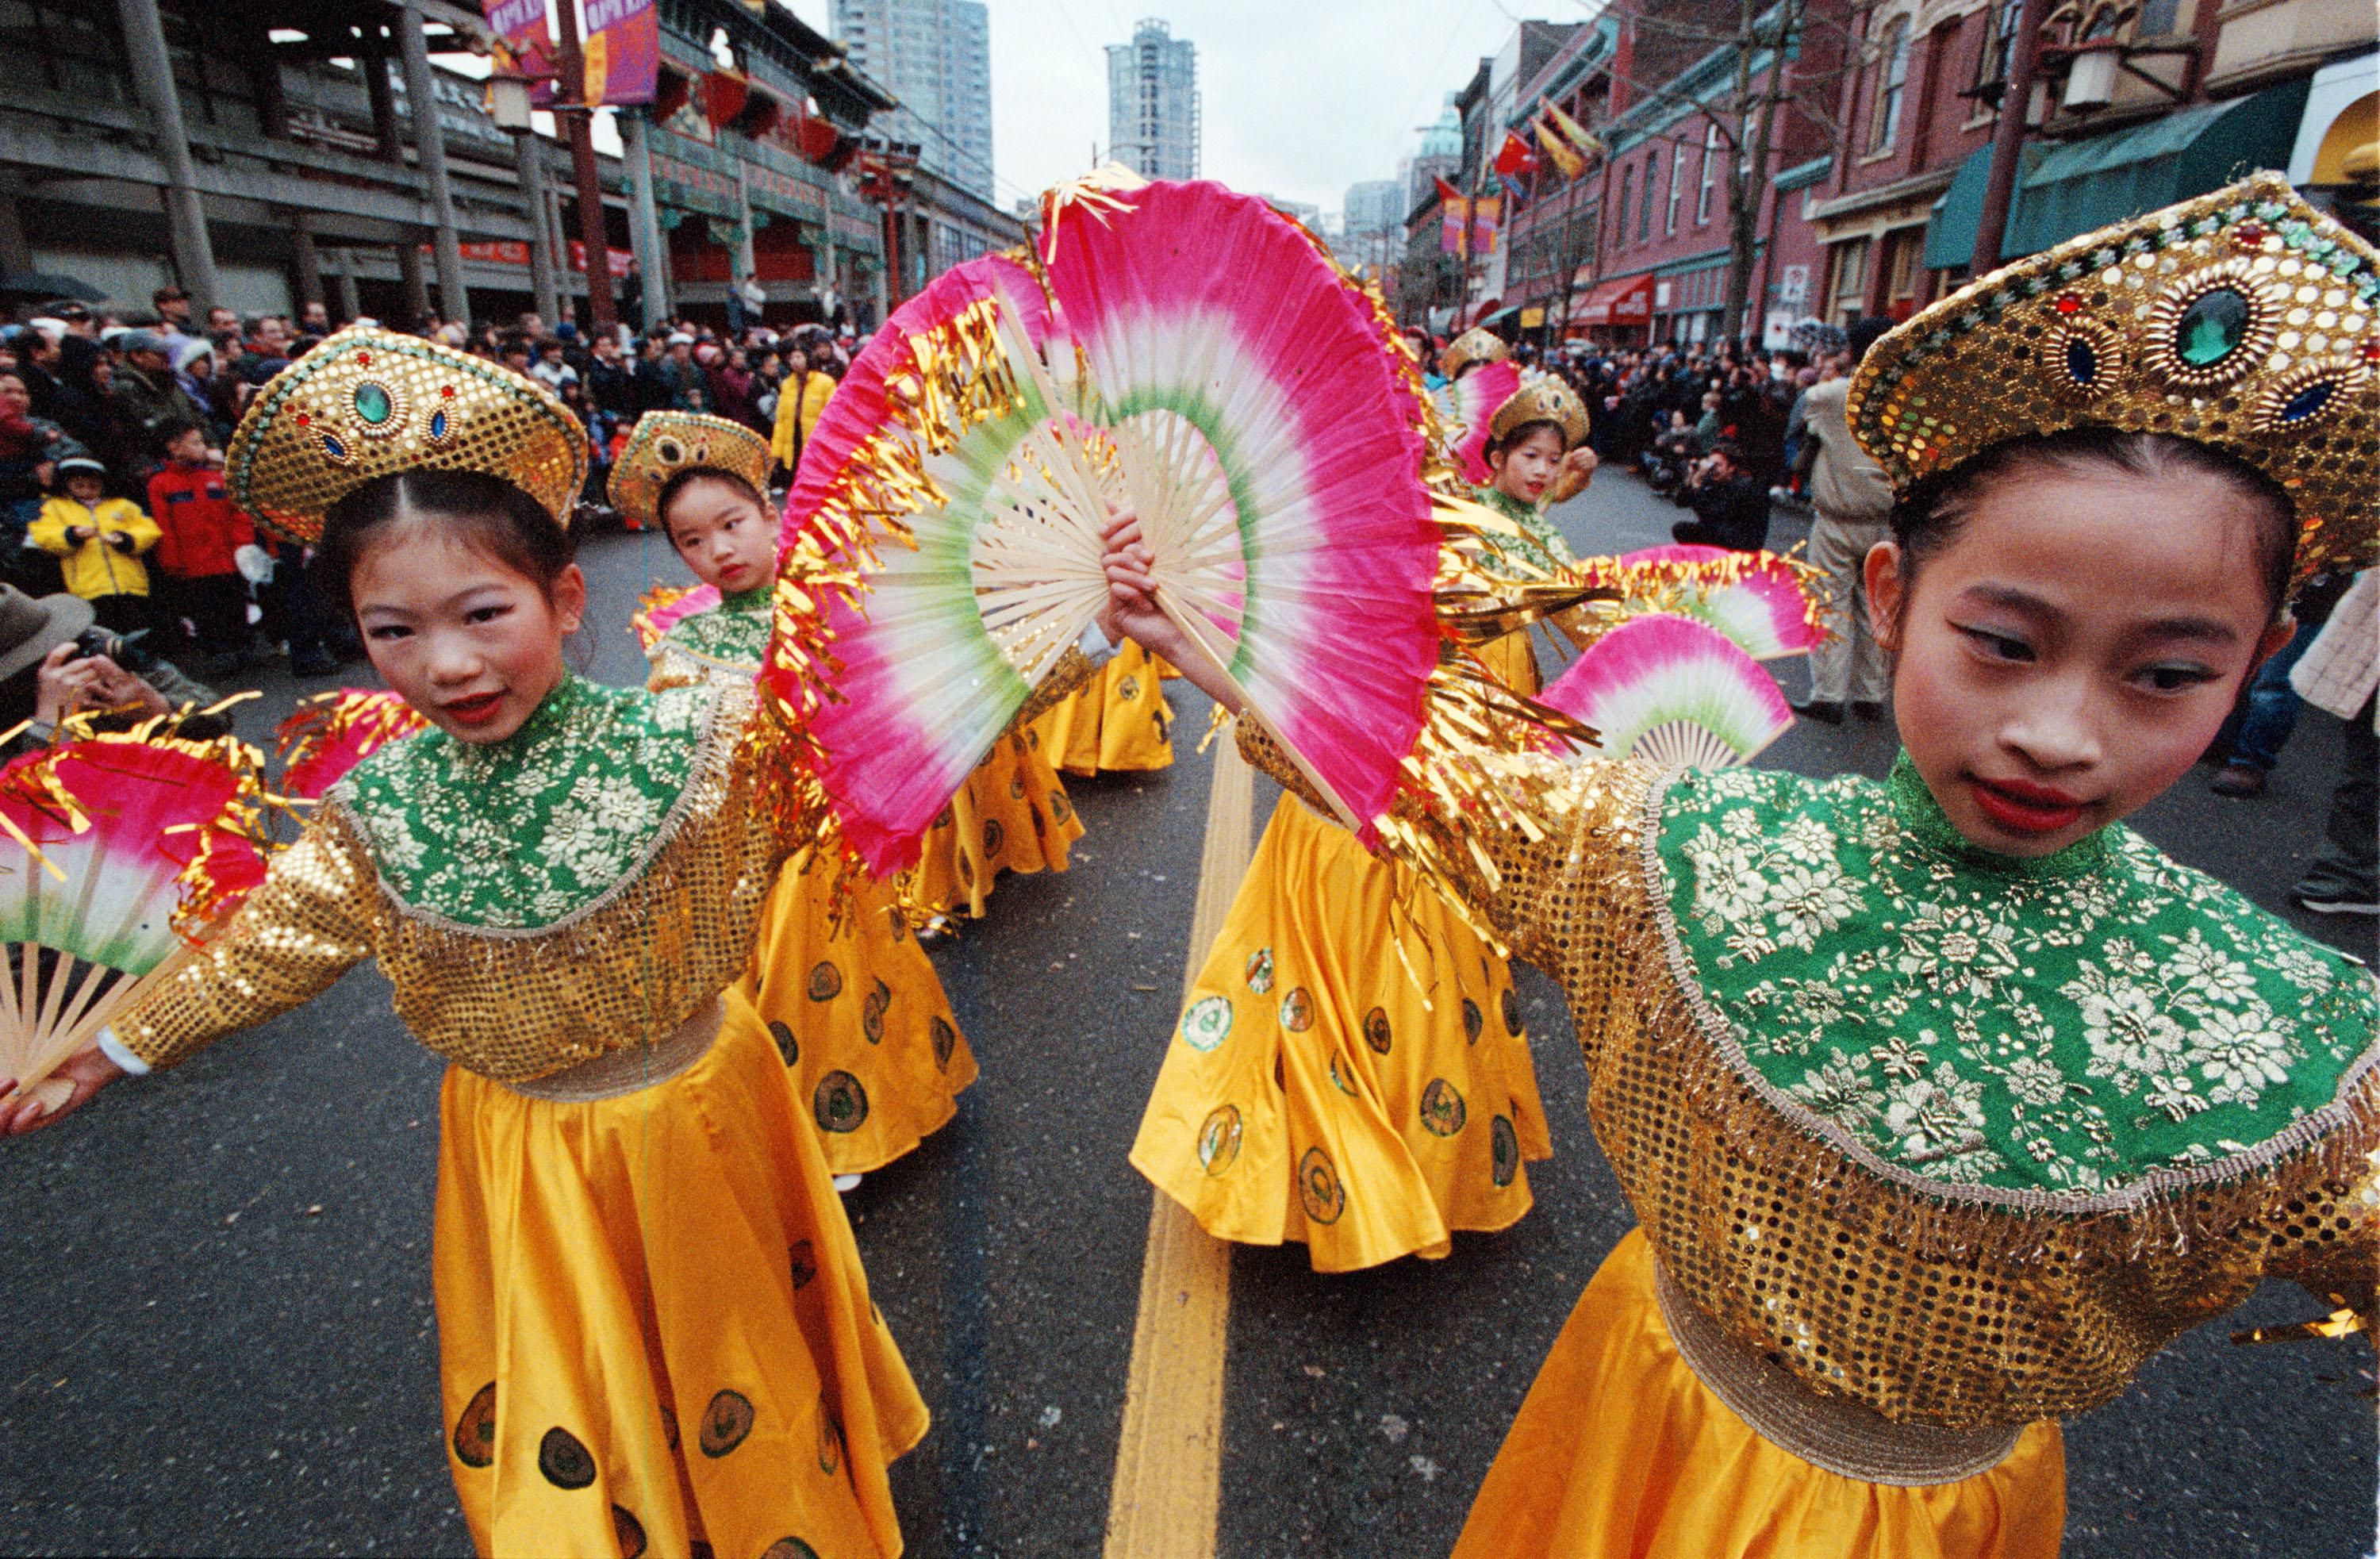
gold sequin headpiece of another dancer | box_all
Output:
[1848,171,2380,593]
[224,324,589,544]
[1441,327,1510,380]
[608,412,773,533]
[1488,374,1590,450]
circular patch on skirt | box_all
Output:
[451,1380,497,1469]
[1049,791,1072,824]
[1461,997,1484,1045]
[762,1542,823,1559]
[1118,674,1142,701]
[1180,995,1232,1052]
[1026,727,1041,750]
[614,1504,648,1559]
[789,1238,817,1289]
[1501,987,1522,1038]
[1244,947,1275,994]
[1327,1053,1358,1096]
[862,978,891,1043]
[1419,1078,1468,1137]
[700,1388,756,1457]
[769,1020,800,1066]
[537,1425,597,1489]
[935,804,955,831]
[983,819,1005,857]
[1153,705,1171,742]
[1491,1114,1520,1187]
[959,850,977,885]
[1279,987,1315,1033]
[815,1070,869,1132]
[1298,1146,1345,1224]
[816,1392,846,1476]
[808,962,843,1002]
[1363,1007,1392,1054]
[1198,1104,1243,1174]
[931,1015,958,1070]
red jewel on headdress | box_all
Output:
[441,384,456,397]
[2232,223,2267,248]
[2053,293,2083,316]
[294,413,311,427]
[2359,336,2380,365]
[355,351,370,366]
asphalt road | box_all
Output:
[1,473,2372,1558]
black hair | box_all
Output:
[156,417,204,446]
[1709,440,1745,467]
[1485,418,1565,459]
[1888,428,2297,618]
[654,466,765,540]
[318,468,575,614]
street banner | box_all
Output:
[582,0,659,106]
[1471,194,1501,256]
[482,0,555,106]
[1534,117,1585,180]
[1545,102,1605,162]
[1440,194,1471,256]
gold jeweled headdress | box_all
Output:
[1488,374,1590,449]
[607,411,773,532]
[1441,327,1510,380]
[224,325,589,543]
[1848,172,2379,591]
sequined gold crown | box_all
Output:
[1441,328,1510,380]
[608,412,773,532]
[225,326,589,543]
[1849,172,2379,592]
[1488,374,1590,449]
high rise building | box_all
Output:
[1106,18,1200,180]
[832,0,995,202]
[1344,179,1404,236]
[1407,94,1463,213]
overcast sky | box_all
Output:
[779,0,1532,218]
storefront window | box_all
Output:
[1868,18,1910,155]
[1829,236,1869,325]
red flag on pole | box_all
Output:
[1494,132,1537,181]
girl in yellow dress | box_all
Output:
[903,712,1084,921]
[615,411,977,1191]
[1116,177,2380,1558]
[4,330,927,1558]
[1123,379,1606,1273]
[1028,637,1176,776]
[1466,377,1601,695]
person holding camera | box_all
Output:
[1669,440,1772,553]
[0,582,217,762]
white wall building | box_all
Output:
[1107,17,1200,179]
[832,0,995,202]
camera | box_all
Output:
[67,625,161,675]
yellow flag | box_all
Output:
[1545,102,1606,162]
[1534,117,1585,180]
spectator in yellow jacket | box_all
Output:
[767,349,841,483]
[32,456,159,632]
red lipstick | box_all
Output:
[1970,775,2088,835]
[443,690,505,727]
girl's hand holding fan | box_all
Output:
[0,727,273,1132]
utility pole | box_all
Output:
[1974,0,2045,274]
[858,144,918,310]
[551,0,619,330]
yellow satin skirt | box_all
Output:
[1453,1230,2067,1559]
[903,729,1084,920]
[1031,639,1176,775]
[1130,793,1552,1272]
[432,993,930,1559]
[741,850,977,1175]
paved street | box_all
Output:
[2,471,2371,1558]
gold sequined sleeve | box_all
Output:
[113,808,381,1070]
[1234,719,1659,1040]
[1011,646,1098,730]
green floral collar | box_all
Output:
[334,675,721,929]
[1469,483,1576,576]
[1647,761,2376,1204]
[1886,751,2108,881]
[659,589,771,671]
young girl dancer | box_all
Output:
[617,411,976,1189]
[3,331,928,1558]
[1113,177,2379,1556]
[1468,376,1599,693]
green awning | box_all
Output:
[1925,78,2312,269]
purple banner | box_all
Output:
[481,0,555,105]
[583,0,658,106]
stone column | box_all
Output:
[291,216,326,309]
[115,0,223,310]
[332,250,363,324]
[394,0,470,323]
[397,239,430,324]
[363,38,404,163]
[512,132,561,327]
[623,109,672,328]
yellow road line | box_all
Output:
[1103,736,1254,1559]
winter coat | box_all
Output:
[32,495,159,598]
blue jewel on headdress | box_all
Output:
[321,432,347,460]
[429,408,450,440]
[2065,336,2098,386]
[2279,380,2337,424]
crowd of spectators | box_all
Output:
[0,286,870,747]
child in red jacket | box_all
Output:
[144,420,256,676]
